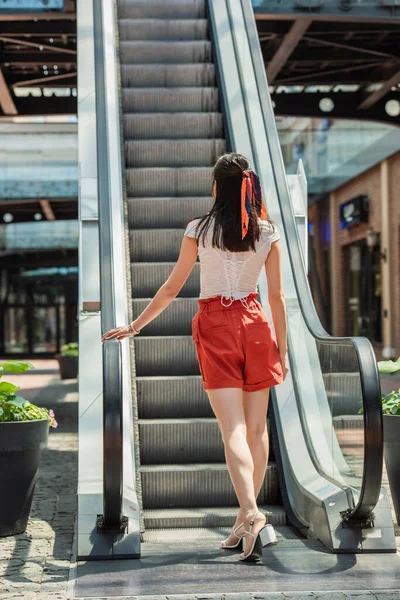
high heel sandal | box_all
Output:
[220,521,245,549]
[239,509,278,562]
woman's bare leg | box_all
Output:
[243,387,271,501]
[207,387,266,550]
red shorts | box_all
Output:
[191,293,283,392]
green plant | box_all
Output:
[60,342,78,357]
[359,358,400,416]
[380,389,400,416]
[0,360,57,428]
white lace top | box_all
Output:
[184,216,280,307]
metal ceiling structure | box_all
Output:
[254,1,400,123]
[0,0,76,117]
[0,1,398,123]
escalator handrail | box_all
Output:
[93,0,123,528]
[240,0,383,521]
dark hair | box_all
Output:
[186,153,274,252]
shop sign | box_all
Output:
[339,195,369,229]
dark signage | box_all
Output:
[339,195,369,229]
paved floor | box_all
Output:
[0,360,399,600]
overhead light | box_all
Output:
[3,213,13,223]
[39,46,44,51]
[385,99,400,118]
[34,213,43,221]
[319,97,334,112]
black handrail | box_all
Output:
[240,0,383,521]
[93,0,123,530]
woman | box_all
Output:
[101,153,289,562]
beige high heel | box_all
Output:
[239,509,278,561]
[220,521,245,549]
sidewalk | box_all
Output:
[0,360,399,600]
[0,359,78,600]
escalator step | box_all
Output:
[131,262,200,298]
[134,335,199,376]
[117,0,205,20]
[127,196,213,228]
[138,418,272,465]
[140,462,279,508]
[136,375,212,418]
[143,505,286,529]
[120,64,216,88]
[120,40,211,64]
[124,139,226,168]
[129,228,196,261]
[121,88,219,113]
[118,18,208,41]
[126,166,213,196]
[123,113,223,140]
[132,297,198,336]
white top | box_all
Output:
[184,216,280,307]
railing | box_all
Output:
[241,0,383,521]
[93,0,124,532]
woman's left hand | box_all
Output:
[101,324,138,343]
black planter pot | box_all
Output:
[383,414,400,526]
[0,419,49,536]
[55,354,78,379]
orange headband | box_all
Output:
[241,169,267,239]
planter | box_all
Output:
[0,419,49,536]
[383,414,400,526]
[55,354,78,379]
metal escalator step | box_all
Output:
[117,0,205,20]
[129,228,193,262]
[118,19,208,41]
[120,41,211,64]
[126,167,213,197]
[132,297,198,336]
[123,113,223,140]
[136,375,211,418]
[120,64,215,88]
[134,335,199,376]
[127,197,213,228]
[140,462,279,508]
[125,139,226,168]
[138,418,272,465]
[121,88,219,113]
[143,505,286,529]
[131,262,200,297]
[138,418,222,464]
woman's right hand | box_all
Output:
[279,351,289,380]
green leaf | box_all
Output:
[0,361,35,374]
[0,381,19,394]
[0,406,3,416]
[378,360,400,374]
[7,395,28,407]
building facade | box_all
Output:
[309,151,400,361]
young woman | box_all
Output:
[101,152,288,562]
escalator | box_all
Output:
[117,0,285,538]
[115,0,396,554]
[76,0,397,573]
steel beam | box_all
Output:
[254,3,400,22]
[0,68,17,115]
[12,71,77,88]
[358,67,400,109]
[0,21,75,34]
[272,89,400,123]
[1,53,76,65]
[267,18,312,83]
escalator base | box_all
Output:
[73,526,400,598]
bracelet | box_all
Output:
[128,323,141,335]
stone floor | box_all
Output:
[0,360,399,600]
